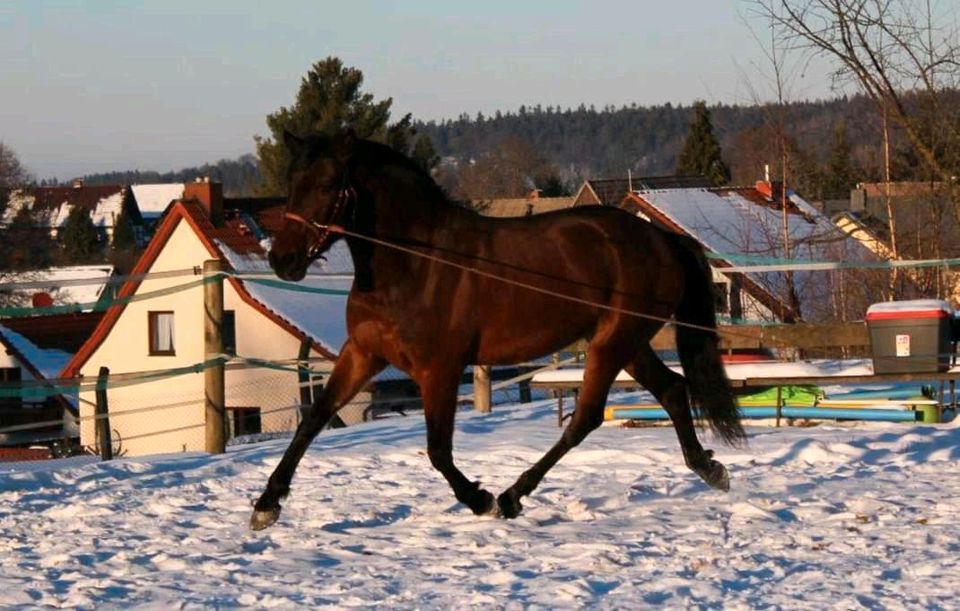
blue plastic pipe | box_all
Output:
[828,388,931,401]
[607,406,918,422]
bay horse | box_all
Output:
[250,130,745,530]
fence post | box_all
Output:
[474,365,491,413]
[204,259,226,454]
[519,379,532,403]
[297,338,312,423]
[95,366,113,460]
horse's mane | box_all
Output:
[353,139,452,208]
[293,133,453,209]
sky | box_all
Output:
[0,0,845,180]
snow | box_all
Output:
[866,299,953,315]
[0,265,113,308]
[0,326,71,380]
[635,188,876,320]
[218,241,354,355]
[130,184,185,218]
[2,397,960,607]
[534,358,877,383]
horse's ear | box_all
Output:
[333,129,357,162]
[283,130,305,157]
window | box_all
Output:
[230,407,262,437]
[223,310,236,356]
[148,311,175,355]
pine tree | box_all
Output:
[60,206,101,263]
[255,56,415,195]
[822,121,859,199]
[1,206,52,271]
[111,208,137,252]
[676,101,731,187]
[411,134,440,173]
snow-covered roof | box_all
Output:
[218,241,354,355]
[2,186,126,229]
[0,326,72,380]
[131,184,185,218]
[632,187,878,320]
[0,265,114,309]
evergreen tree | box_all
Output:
[0,206,52,271]
[676,101,731,187]
[822,121,859,199]
[255,56,415,195]
[410,134,440,173]
[60,206,101,263]
[111,208,137,252]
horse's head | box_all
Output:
[269,130,357,281]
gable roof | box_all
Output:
[472,196,574,217]
[574,176,712,207]
[0,266,115,311]
[622,183,878,322]
[61,199,345,378]
[3,184,130,229]
[131,184,185,218]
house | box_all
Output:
[573,176,712,207]
[0,311,103,454]
[60,181,356,457]
[620,180,881,323]
[841,182,960,301]
[0,265,116,311]
[130,183,185,242]
[472,191,574,217]
[2,179,141,242]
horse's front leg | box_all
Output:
[497,344,625,518]
[421,369,496,515]
[250,340,385,530]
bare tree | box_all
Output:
[751,0,960,193]
[0,142,31,213]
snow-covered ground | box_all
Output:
[2,396,960,608]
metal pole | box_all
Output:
[204,259,226,453]
[95,366,113,460]
[473,365,491,413]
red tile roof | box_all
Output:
[61,198,336,378]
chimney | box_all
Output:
[755,180,784,202]
[184,177,224,226]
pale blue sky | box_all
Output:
[1,1,842,179]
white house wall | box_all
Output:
[77,219,329,457]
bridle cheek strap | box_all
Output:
[282,187,354,260]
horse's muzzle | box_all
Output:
[268,248,308,282]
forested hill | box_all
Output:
[418,95,886,185]
[79,94,900,196]
[80,154,260,197]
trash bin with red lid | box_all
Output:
[865,299,953,374]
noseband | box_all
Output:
[283,173,357,260]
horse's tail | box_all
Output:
[672,236,745,447]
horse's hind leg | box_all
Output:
[624,345,729,491]
[497,343,626,519]
[420,369,496,515]
[250,339,385,530]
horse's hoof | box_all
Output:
[693,458,730,492]
[470,488,496,516]
[496,490,523,519]
[250,505,281,531]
